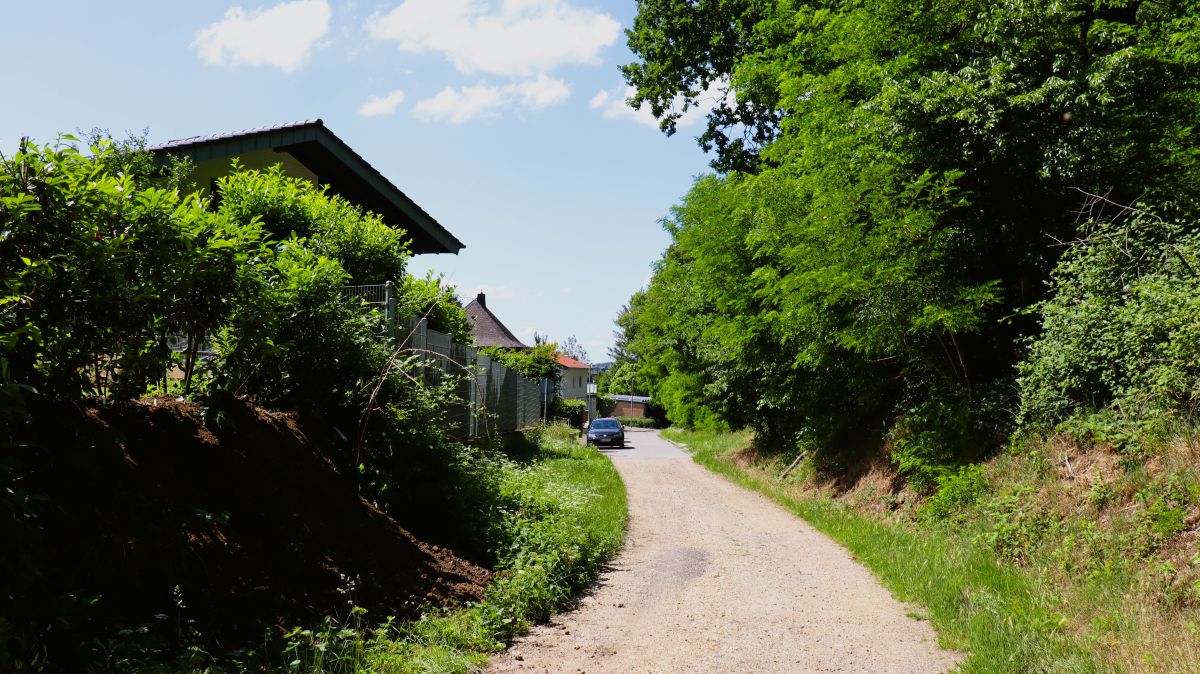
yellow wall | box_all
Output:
[186,149,318,196]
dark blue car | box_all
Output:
[586,418,625,447]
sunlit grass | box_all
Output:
[354,423,627,673]
[662,427,1095,673]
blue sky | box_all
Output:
[0,0,718,362]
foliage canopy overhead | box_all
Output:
[618,0,1200,479]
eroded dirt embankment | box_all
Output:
[489,430,960,674]
[2,397,488,667]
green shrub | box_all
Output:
[888,395,978,492]
[921,463,990,521]
[216,163,410,285]
[480,343,559,382]
[398,272,470,342]
[597,395,617,417]
[978,488,1058,565]
[617,416,659,428]
[0,137,262,400]
[0,135,476,551]
[1018,209,1200,437]
[552,397,586,427]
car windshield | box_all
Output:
[591,419,620,430]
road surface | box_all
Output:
[488,428,960,673]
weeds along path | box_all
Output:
[489,429,960,673]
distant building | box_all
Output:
[557,354,591,400]
[609,394,651,418]
[463,293,527,349]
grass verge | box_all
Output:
[662,427,1095,674]
[283,424,627,673]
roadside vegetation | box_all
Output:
[665,427,1200,672]
[618,1,1200,670]
[280,424,626,674]
[0,137,626,671]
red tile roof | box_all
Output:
[557,354,590,369]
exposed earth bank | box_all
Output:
[2,397,489,669]
[489,429,959,673]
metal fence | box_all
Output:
[341,282,396,323]
[350,283,545,438]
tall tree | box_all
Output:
[622,0,784,172]
[560,335,589,363]
[622,0,1200,471]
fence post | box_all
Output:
[416,317,429,380]
[384,280,396,334]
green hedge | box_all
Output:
[617,416,660,428]
[552,397,586,428]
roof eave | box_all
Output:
[150,120,464,255]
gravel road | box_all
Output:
[488,429,961,674]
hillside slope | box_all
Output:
[1,397,489,671]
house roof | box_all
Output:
[464,293,527,349]
[149,119,464,255]
[609,394,651,404]
[556,354,590,369]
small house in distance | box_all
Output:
[150,119,463,256]
[609,394,651,418]
[556,354,591,400]
[463,293,527,349]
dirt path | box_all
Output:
[488,429,960,673]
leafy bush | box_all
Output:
[596,395,617,417]
[617,416,659,428]
[398,272,470,342]
[1018,209,1200,438]
[921,464,990,521]
[888,392,993,492]
[278,424,627,672]
[215,163,410,285]
[978,489,1058,565]
[480,343,559,382]
[552,397,586,427]
[0,135,474,536]
[0,137,261,400]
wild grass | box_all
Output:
[662,427,1097,673]
[278,423,627,673]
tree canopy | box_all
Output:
[619,0,1200,481]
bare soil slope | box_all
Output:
[1,397,488,669]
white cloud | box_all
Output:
[590,80,729,129]
[359,89,407,117]
[193,0,332,72]
[508,73,570,109]
[366,0,620,78]
[413,74,569,123]
[414,83,507,123]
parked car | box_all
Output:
[586,417,625,447]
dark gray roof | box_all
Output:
[609,394,651,403]
[150,119,464,255]
[464,294,527,349]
